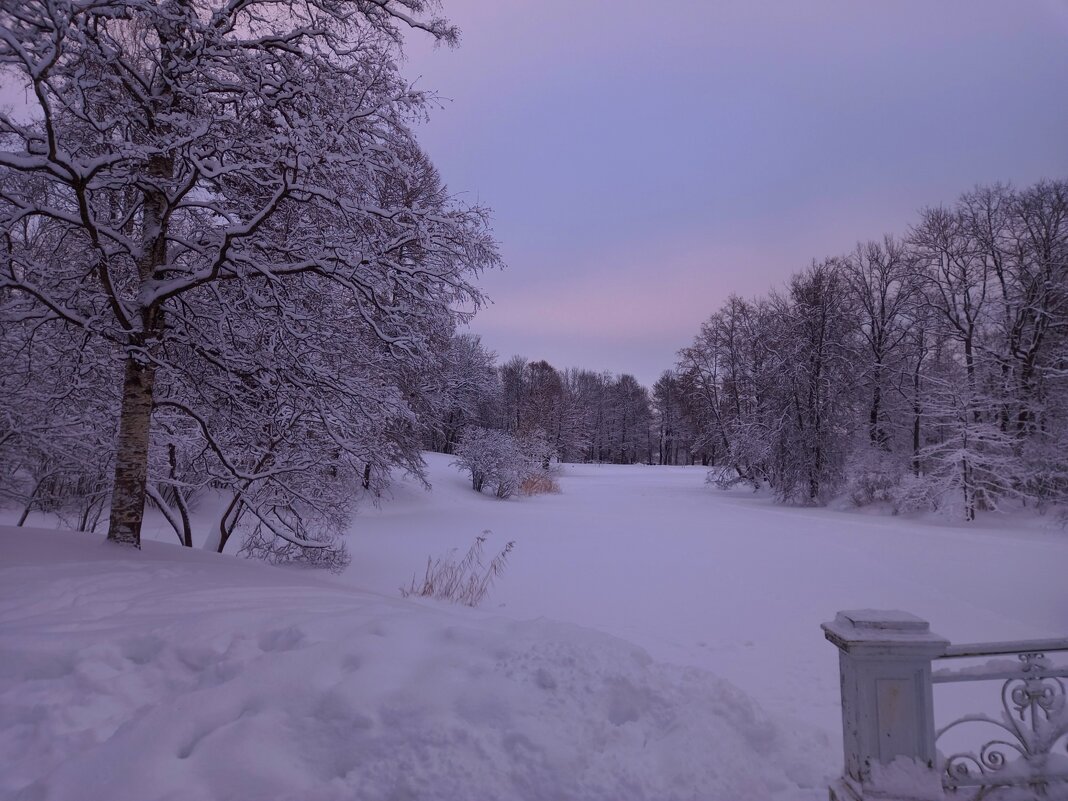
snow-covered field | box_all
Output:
[342,455,1068,736]
[3,454,1067,800]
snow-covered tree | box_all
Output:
[0,0,499,549]
[653,371,695,465]
[676,179,1068,519]
[0,206,118,530]
[677,295,762,471]
[416,333,499,455]
[843,237,920,450]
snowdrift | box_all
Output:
[0,527,827,801]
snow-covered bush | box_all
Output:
[453,427,517,495]
[492,455,526,499]
[889,472,937,515]
[401,532,515,607]
[844,446,908,508]
[453,427,557,499]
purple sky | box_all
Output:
[405,1,1068,385]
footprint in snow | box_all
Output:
[257,625,306,652]
[119,634,165,665]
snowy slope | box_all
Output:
[0,527,829,801]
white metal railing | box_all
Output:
[823,611,1068,801]
[934,640,1068,799]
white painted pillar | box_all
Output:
[822,610,949,801]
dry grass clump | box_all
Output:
[520,473,560,496]
[401,532,515,607]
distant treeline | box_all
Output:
[424,354,656,466]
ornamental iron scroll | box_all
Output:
[934,648,1068,800]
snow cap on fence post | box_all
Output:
[822,609,949,801]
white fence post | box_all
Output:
[822,610,949,801]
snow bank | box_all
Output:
[0,527,827,801]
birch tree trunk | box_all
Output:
[107,349,157,546]
[106,149,170,547]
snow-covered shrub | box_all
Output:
[844,446,907,508]
[454,427,511,494]
[401,532,515,607]
[493,472,521,499]
[453,427,557,499]
[889,472,937,515]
